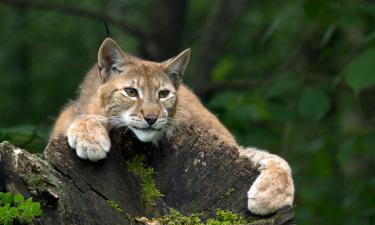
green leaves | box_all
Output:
[298,87,331,122]
[211,57,236,81]
[345,48,375,95]
[13,194,24,204]
[0,192,42,225]
[266,78,301,99]
[0,125,49,153]
[0,192,13,205]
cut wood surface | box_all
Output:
[0,125,295,225]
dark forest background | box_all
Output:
[0,0,374,224]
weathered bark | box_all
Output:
[0,125,294,225]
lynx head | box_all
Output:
[97,38,190,143]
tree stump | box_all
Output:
[0,125,295,224]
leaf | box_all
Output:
[336,137,366,168]
[211,57,235,81]
[1,193,13,205]
[13,194,24,205]
[298,87,330,122]
[321,24,336,47]
[344,48,375,95]
[266,79,298,99]
[266,101,297,122]
[25,198,33,204]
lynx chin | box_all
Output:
[50,38,294,215]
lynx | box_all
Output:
[51,38,294,215]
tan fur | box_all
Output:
[50,38,294,215]
[239,148,294,214]
[51,104,76,138]
[174,85,237,145]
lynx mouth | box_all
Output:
[130,126,162,143]
[131,126,161,132]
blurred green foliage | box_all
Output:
[0,0,374,224]
[0,192,42,224]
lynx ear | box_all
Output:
[162,49,191,84]
[98,38,129,80]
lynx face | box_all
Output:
[97,38,190,143]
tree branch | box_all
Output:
[0,0,146,38]
[203,80,259,97]
[203,73,343,98]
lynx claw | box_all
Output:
[76,141,107,162]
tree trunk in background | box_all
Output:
[0,125,294,225]
[138,0,250,99]
[139,0,189,61]
[14,7,32,123]
[187,0,250,99]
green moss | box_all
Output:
[206,209,249,225]
[223,188,235,197]
[127,155,163,207]
[106,200,134,221]
[125,155,254,224]
[106,200,124,214]
[158,208,204,225]
[153,208,252,225]
[218,188,235,202]
[27,173,48,189]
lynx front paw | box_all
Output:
[67,118,111,162]
[240,148,294,215]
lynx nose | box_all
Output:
[144,115,157,125]
[141,105,159,126]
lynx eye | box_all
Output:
[124,87,138,98]
[158,90,170,99]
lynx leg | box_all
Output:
[67,116,111,162]
[50,104,76,140]
[239,147,294,215]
